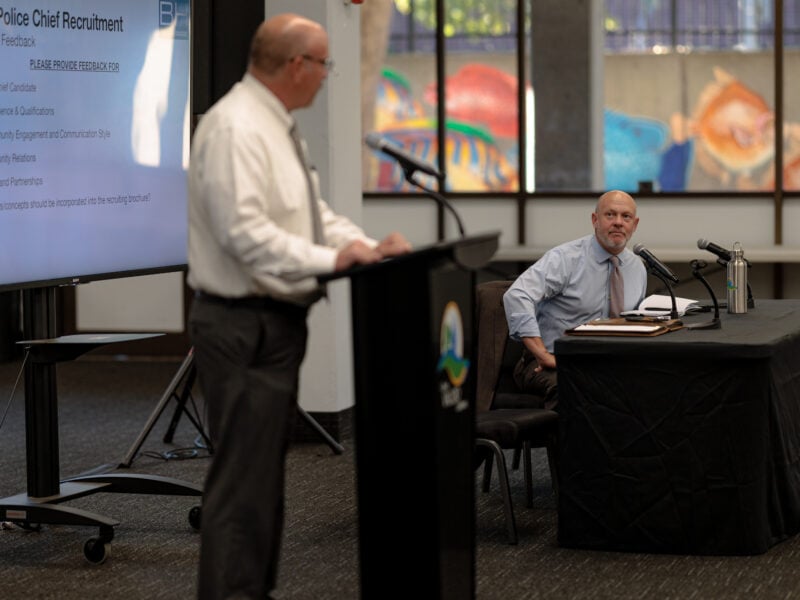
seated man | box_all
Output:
[503,189,648,409]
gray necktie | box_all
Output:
[609,255,624,318]
[289,124,326,246]
[289,124,327,302]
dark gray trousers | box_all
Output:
[190,297,308,600]
[513,348,559,410]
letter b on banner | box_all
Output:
[159,0,190,39]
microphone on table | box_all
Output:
[634,243,680,320]
[687,259,721,330]
[364,132,442,179]
[697,238,751,267]
[697,238,732,263]
[633,244,679,284]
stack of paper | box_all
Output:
[621,294,699,317]
[571,323,664,334]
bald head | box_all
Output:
[249,13,326,76]
[246,14,330,111]
[595,190,636,214]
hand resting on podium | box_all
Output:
[334,232,412,271]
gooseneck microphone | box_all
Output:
[634,243,680,319]
[697,238,732,262]
[698,236,753,272]
[364,132,465,237]
[687,259,721,330]
[633,244,679,283]
[365,133,443,179]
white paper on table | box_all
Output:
[572,323,664,333]
[620,294,699,317]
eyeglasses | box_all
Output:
[301,54,335,72]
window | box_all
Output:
[362,0,795,194]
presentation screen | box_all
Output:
[0,0,190,291]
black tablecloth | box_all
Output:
[554,300,800,554]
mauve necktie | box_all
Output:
[289,124,325,246]
[609,255,624,318]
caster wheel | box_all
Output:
[83,537,110,564]
[189,505,201,531]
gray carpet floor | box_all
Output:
[0,357,799,599]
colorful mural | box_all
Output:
[369,63,798,192]
[374,68,424,131]
[604,109,670,191]
[693,67,774,187]
[424,64,519,139]
[371,65,518,192]
[373,119,518,192]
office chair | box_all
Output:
[474,280,559,544]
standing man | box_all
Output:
[503,190,647,409]
[187,14,411,600]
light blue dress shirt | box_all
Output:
[504,234,648,352]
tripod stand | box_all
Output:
[120,347,343,468]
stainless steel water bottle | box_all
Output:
[727,242,747,314]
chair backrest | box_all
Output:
[475,280,515,413]
[475,280,546,413]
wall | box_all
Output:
[264,0,364,415]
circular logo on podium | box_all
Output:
[437,301,470,390]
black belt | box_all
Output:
[194,291,308,318]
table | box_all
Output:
[554,300,800,555]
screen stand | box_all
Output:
[119,347,212,468]
[0,286,202,564]
[121,347,343,466]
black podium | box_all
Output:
[322,232,498,599]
